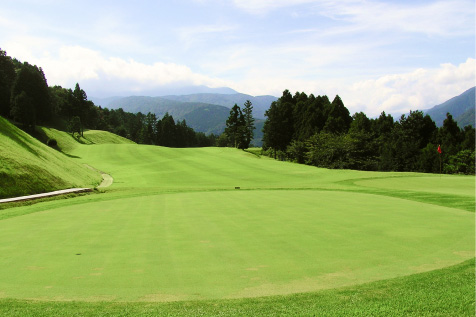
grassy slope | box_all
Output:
[0,117,101,199]
[38,127,135,153]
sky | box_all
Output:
[1,0,475,117]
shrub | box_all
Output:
[47,138,57,147]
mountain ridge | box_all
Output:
[424,86,475,127]
[97,93,278,138]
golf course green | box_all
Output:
[0,138,474,304]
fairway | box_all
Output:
[0,143,474,302]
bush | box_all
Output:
[47,138,57,147]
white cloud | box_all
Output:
[176,23,238,49]
[234,0,474,37]
[232,0,316,14]
[321,0,475,37]
[13,45,230,95]
[343,58,476,117]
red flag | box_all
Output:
[437,145,442,154]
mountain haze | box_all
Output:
[162,93,278,119]
[101,92,278,138]
[106,96,230,135]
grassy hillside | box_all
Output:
[0,117,102,199]
[82,130,136,145]
[37,127,135,153]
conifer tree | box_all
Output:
[242,100,255,148]
[225,104,247,149]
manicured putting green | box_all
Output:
[0,189,472,301]
[354,175,475,197]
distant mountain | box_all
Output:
[97,91,278,143]
[424,87,475,127]
[153,85,238,96]
[161,93,278,119]
[89,96,122,108]
[106,96,230,135]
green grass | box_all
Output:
[38,127,135,153]
[0,131,474,314]
[0,117,102,198]
[0,189,472,301]
[82,130,136,145]
[0,258,473,316]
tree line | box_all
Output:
[262,90,475,174]
[0,49,216,147]
[2,48,473,174]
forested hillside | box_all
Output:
[425,86,475,127]
[161,93,278,119]
[106,96,230,135]
[260,90,475,174]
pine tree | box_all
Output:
[225,104,246,149]
[242,100,255,148]
[10,63,50,124]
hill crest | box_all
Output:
[424,86,475,127]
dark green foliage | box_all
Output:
[461,125,475,152]
[69,116,82,137]
[46,138,57,147]
[286,140,307,164]
[10,91,36,130]
[349,111,371,134]
[226,104,245,148]
[439,113,461,156]
[0,49,16,117]
[216,133,229,147]
[306,133,350,168]
[224,103,251,149]
[323,95,352,134]
[10,62,50,124]
[384,111,437,172]
[444,150,475,174]
[262,90,296,156]
[243,100,255,147]
[263,90,473,175]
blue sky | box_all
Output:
[1,0,474,116]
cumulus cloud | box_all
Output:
[343,58,476,117]
[22,45,230,96]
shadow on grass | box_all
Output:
[60,151,81,159]
[0,119,41,157]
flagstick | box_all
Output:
[439,153,441,177]
[438,145,442,178]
